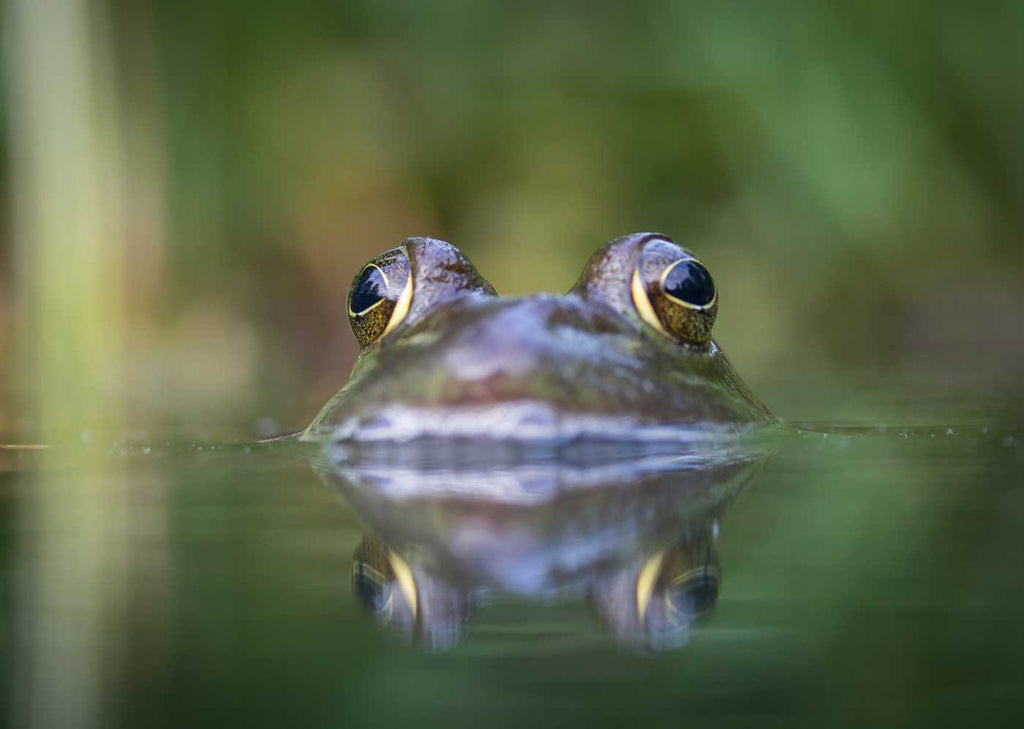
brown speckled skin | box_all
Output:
[405,237,497,321]
[308,233,774,439]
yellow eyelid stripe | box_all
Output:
[381,273,413,338]
[631,269,669,337]
[659,258,717,310]
[636,551,667,626]
[386,550,418,621]
[347,263,390,317]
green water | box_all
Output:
[3,423,1023,728]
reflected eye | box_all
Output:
[631,238,718,346]
[352,560,393,614]
[347,248,413,348]
[666,568,720,618]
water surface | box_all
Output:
[3,423,1023,728]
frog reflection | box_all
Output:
[316,440,768,652]
[350,523,721,652]
[590,524,720,651]
[350,538,473,653]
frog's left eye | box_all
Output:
[631,238,718,346]
[351,539,420,626]
[347,248,413,348]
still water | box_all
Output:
[3,422,1023,728]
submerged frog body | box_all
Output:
[305,233,773,442]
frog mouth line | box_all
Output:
[304,401,762,445]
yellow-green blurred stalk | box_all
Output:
[7,0,129,727]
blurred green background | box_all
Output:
[4,0,1024,438]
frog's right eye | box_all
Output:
[631,237,718,347]
[347,248,413,348]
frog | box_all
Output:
[303,232,774,443]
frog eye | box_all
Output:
[665,566,720,619]
[631,238,718,346]
[347,248,413,348]
[351,556,394,616]
[351,539,419,625]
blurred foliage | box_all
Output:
[3,0,1024,435]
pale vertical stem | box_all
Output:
[6,0,128,728]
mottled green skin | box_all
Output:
[306,233,773,441]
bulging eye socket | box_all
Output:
[630,239,718,347]
[347,249,413,348]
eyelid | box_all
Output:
[381,273,413,338]
[631,268,669,337]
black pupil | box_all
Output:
[352,563,391,612]
[668,574,719,616]
[663,259,715,306]
[350,266,387,315]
